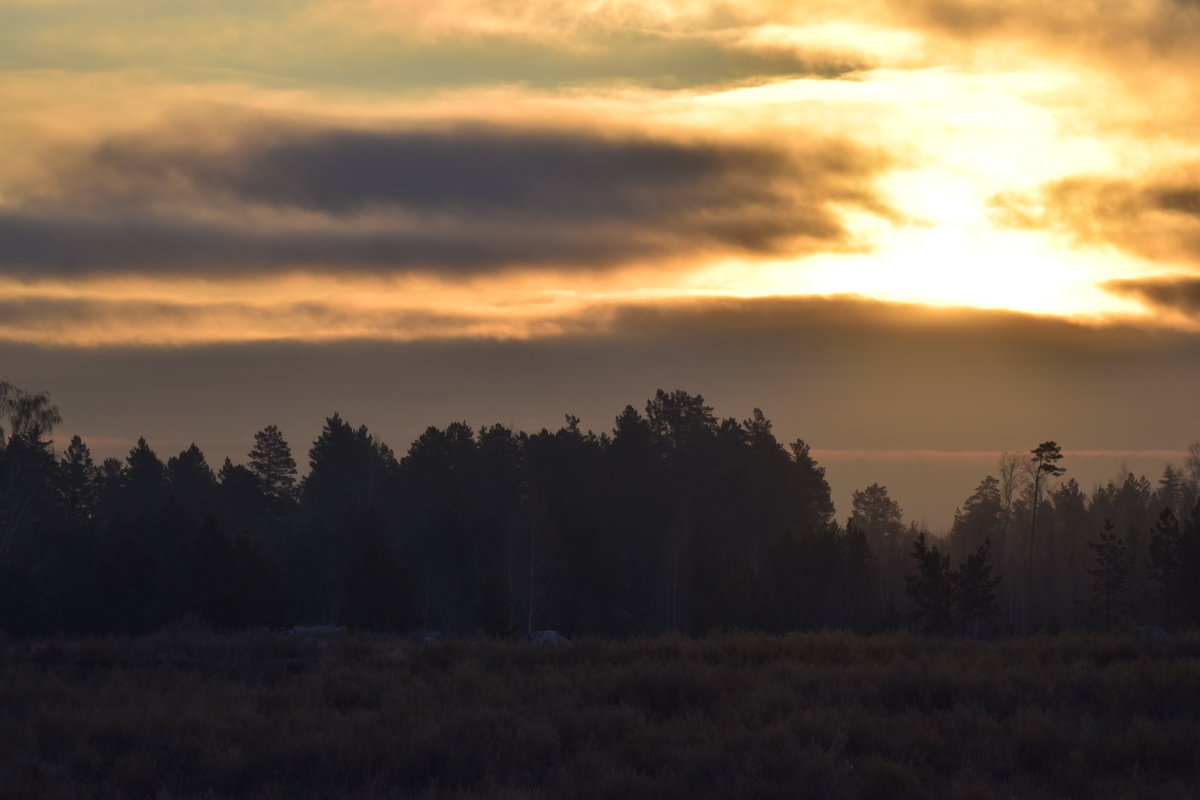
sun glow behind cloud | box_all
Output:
[2,0,1199,348]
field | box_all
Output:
[2,630,1199,799]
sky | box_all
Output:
[3,0,1199,529]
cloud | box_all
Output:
[0,294,498,345]
[6,293,1197,528]
[989,171,1200,266]
[1104,277,1200,319]
[894,0,1200,64]
[0,0,871,90]
[1,117,892,278]
[4,295,1197,457]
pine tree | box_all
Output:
[1025,441,1065,633]
[248,425,297,502]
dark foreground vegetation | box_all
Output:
[3,630,1199,799]
[2,381,1199,638]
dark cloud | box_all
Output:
[1104,277,1200,318]
[0,210,720,275]
[896,0,1200,64]
[2,121,890,277]
[84,126,811,218]
[989,171,1200,265]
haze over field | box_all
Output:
[3,0,1198,527]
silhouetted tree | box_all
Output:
[57,435,98,529]
[343,511,412,632]
[190,516,288,628]
[1024,441,1065,632]
[0,383,61,562]
[841,519,877,631]
[123,437,165,514]
[5,382,1197,640]
[1147,507,1183,629]
[303,414,396,524]
[249,425,298,503]
[167,443,216,515]
[0,382,62,447]
[1048,479,1089,627]
[951,476,1003,558]
[217,457,269,536]
[954,538,1000,637]
[1179,499,1200,626]
[853,483,906,610]
[906,532,953,635]
[1086,519,1133,632]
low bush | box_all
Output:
[1,631,1198,798]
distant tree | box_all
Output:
[166,444,216,514]
[953,538,1000,637]
[1180,443,1200,516]
[400,421,479,633]
[343,515,412,632]
[788,439,835,532]
[951,476,1003,556]
[217,457,269,535]
[0,383,61,562]
[1180,500,1200,626]
[997,451,1023,524]
[852,483,905,545]
[1186,443,1200,492]
[841,519,877,631]
[1024,441,1065,632]
[1048,478,1089,627]
[607,405,664,633]
[1147,507,1183,629]
[1157,465,1184,516]
[905,531,953,635]
[523,417,602,635]
[644,391,718,630]
[645,389,716,454]
[0,381,62,448]
[1086,519,1133,633]
[95,457,124,522]
[57,435,98,528]
[124,437,165,512]
[248,425,298,503]
[190,516,288,629]
[853,483,906,608]
[303,414,396,523]
[906,531,1001,637]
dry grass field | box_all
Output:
[2,630,1198,799]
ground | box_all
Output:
[2,630,1197,799]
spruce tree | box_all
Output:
[953,538,1000,637]
[1087,519,1133,632]
[905,532,953,635]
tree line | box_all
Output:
[1,381,1198,637]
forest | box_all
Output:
[1,380,1198,639]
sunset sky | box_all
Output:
[3,0,1198,528]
